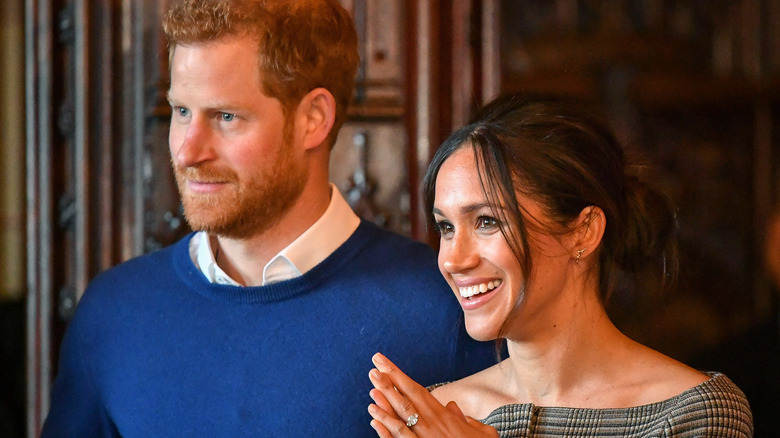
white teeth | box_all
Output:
[458,280,502,298]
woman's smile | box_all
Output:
[457,278,504,311]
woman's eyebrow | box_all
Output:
[433,202,501,217]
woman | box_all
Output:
[367,95,753,437]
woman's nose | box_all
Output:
[440,234,480,273]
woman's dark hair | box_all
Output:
[422,94,678,338]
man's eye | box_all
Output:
[220,113,235,122]
[177,107,190,117]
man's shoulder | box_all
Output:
[99,235,187,276]
[81,234,191,302]
[353,220,436,259]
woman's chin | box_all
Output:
[465,324,500,342]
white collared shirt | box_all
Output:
[188,183,361,286]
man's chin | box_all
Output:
[182,206,233,235]
[184,212,263,240]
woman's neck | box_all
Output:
[501,293,636,407]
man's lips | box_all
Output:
[186,179,229,193]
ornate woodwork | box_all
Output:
[25,0,183,435]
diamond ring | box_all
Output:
[406,413,419,427]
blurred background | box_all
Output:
[3,0,779,437]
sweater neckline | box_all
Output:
[172,221,378,304]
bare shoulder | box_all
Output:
[431,361,512,419]
[644,345,708,383]
[621,343,710,404]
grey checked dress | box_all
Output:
[481,373,752,437]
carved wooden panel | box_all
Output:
[331,122,410,235]
[26,1,92,433]
[119,0,188,259]
[25,0,181,435]
[333,0,412,235]
[344,0,405,113]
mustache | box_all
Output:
[173,163,238,184]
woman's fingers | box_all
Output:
[445,400,467,420]
[372,353,429,399]
[369,353,433,435]
[368,403,416,437]
[369,416,393,438]
[371,353,499,436]
[368,353,501,437]
[369,366,421,429]
[369,386,394,415]
[371,353,430,429]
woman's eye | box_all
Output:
[477,216,499,229]
[435,221,454,236]
[220,113,235,122]
[177,107,190,117]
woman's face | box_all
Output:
[433,147,573,342]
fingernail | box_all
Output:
[370,419,379,432]
[373,352,386,365]
[369,368,380,380]
[368,404,378,415]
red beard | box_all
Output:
[173,144,307,239]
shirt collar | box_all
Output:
[191,183,361,286]
[193,232,241,286]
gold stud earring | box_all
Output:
[575,248,586,262]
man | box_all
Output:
[41,0,493,436]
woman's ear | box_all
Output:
[296,87,336,150]
[570,206,606,262]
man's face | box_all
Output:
[167,36,307,239]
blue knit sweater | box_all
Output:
[42,221,494,437]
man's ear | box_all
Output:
[297,87,336,151]
[570,206,606,262]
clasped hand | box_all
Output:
[367,353,499,437]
